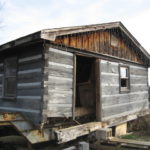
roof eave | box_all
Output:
[0,31,41,52]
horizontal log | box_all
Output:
[0,106,40,114]
[101,86,119,95]
[44,93,72,104]
[18,68,42,74]
[18,73,42,83]
[47,107,72,117]
[48,61,73,69]
[45,67,73,78]
[18,61,43,71]
[102,99,149,118]
[102,92,148,107]
[49,47,73,56]
[17,82,41,89]
[47,51,73,66]
[17,96,41,100]
[0,98,41,110]
[18,54,42,63]
[17,88,42,96]
[55,122,103,143]
[101,75,119,84]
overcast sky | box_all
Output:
[0,0,150,54]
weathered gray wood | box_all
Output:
[102,85,119,95]
[44,94,72,104]
[44,47,74,118]
[101,63,118,74]
[101,75,119,84]
[18,61,43,71]
[100,59,149,123]
[18,54,42,63]
[102,100,148,118]
[18,73,42,83]
[130,67,147,76]
[47,107,72,117]
[102,92,148,107]
[47,51,73,66]
[17,88,42,96]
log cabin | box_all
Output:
[0,22,149,144]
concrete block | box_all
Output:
[96,128,112,140]
[78,141,89,150]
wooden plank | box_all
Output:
[55,122,103,143]
[0,99,41,110]
[18,54,42,63]
[18,73,42,83]
[47,107,72,117]
[47,51,73,66]
[48,61,73,69]
[102,99,149,118]
[44,93,72,104]
[17,88,42,96]
[102,92,148,107]
[102,86,119,95]
[49,47,73,56]
[18,61,43,71]
[101,75,119,84]
[110,137,150,146]
[18,68,42,75]
[0,106,40,114]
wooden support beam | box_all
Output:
[55,122,104,143]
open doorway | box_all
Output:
[75,55,96,119]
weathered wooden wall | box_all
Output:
[43,47,74,120]
[100,59,149,121]
[0,44,43,125]
[54,29,146,65]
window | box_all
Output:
[119,65,130,92]
[4,57,17,97]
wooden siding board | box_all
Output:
[55,29,146,65]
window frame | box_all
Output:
[3,57,17,99]
[119,64,130,93]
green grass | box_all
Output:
[121,132,150,141]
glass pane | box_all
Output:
[121,79,128,87]
[5,57,17,76]
[120,67,128,78]
[5,77,16,97]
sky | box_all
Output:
[0,0,150,54]
[0,0,150,83]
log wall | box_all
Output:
[0,44,43,125]
[100,59,149,121]
[43,47,74,120]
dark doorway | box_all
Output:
[75,55,96,119]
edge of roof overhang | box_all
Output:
[0,21,149,62]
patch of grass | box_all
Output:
[121,132,150,141]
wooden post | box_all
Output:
[72,54,76,120]
[78,141,89,150]
[95,59,101,121]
